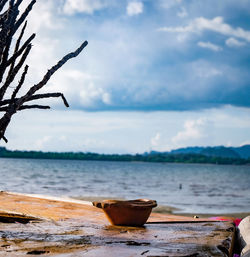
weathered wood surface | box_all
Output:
[0,192,235,256]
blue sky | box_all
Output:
[1,0,250,153]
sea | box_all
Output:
[0,158,250,214]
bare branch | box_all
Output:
[0,104,51,111]
[1,134,7,142]
[8,20,27,74]
[27,93,70,107]
[0,0,8,13]
[14,0,24,8]
[11,64,28,101]
[0,112,11,142]
[13,0,35,34]
[6,33,35,66]
[0,2,19,81]
[0,0,88,142]
[0,107,8,111]
[18,104,51,110]
[14,20,27,53]
[0,92,69,107]
[0,43,31,100]
[24,40,88,98]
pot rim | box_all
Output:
[93,199,157,209]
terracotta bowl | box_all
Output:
[92,199,157,226]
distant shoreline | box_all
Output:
[0,146,249,165]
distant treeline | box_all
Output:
[0,147,249,165]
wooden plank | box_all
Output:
[0,191,213,223]
[0,192,235,256]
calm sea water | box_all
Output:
[0,158,250,214]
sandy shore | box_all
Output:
[153,206,250,219]
[173,212,250,219]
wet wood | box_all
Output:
[0,191,235,256]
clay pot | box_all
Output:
[92,199,157,226]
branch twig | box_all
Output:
[11,64,28,101]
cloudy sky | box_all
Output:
[1,0,250,153]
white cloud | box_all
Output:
[172,118,206,144]
[151,132,161,146]
[26,38,60,80]
[35,136,51,149]
[45,69,109,109]
[158,16,250,42]
[1,106,250,153]
[63,0,107,15]
[226,37,246,47]
[197,41,222,52]
[80,83,111,107]
[127,1,143,16]
[177,7,188,18]
[240,140,250,146]
[192,62,222,78]
[19,0,61,32]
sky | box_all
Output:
[1,0,250,153]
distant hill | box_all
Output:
[200,147,240,159]
[1,145,250,165]
[148,145,250,159]
[233,145,250,159]
[171,147,205,155]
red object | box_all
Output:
[209,216,242,226]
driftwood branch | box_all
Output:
[0,92,69,107]
[13,0,35,34]
[0,1,19,82]
[23,40,88,99]
[6,33,35,67]
[0,43,32,100]
[26,93,70,107]
[0,1,8,13]
[0,0,88,142]
[18,104,51,110]
[0,104,50,111]
[8,21,27,75]
[11,64,28,101]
